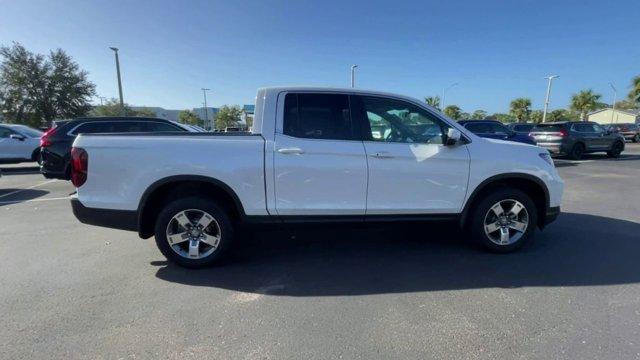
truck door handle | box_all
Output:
[369,152,394,159]
[277,147,304,155]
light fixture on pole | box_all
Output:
[350,65,358,88]
[441,82,458,110]
[541,75,559,123]
[609,83,617,125]
[201,88,211,130]
[109,47,125,115]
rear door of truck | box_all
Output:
[272,92,368,216]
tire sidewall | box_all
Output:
[569,143,584,160]
[154,197,234,268]
[607,141,623,158]
[470,188,538,253]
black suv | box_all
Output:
[529,121,625,160]
[40,117,188,179]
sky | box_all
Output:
[1,0,639,113]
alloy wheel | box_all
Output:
[165,209,221,259]
[483,199,529,246]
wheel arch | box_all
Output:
[137,175,246,239]
[460,173,550,229]
[30,147,41,162]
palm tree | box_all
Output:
[424,96,441,110]
[570,89,601,121]
[444,105,462,120]
[509,98,532,122]
[471,109,487,119]
[628,75,640,105]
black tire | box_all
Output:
[469,188,538,253]
[568,143,584,160]
[31,149,42,164]
[633,134,640,143]
[154,196,234,268]
[607,141,624,158]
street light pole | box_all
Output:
[441,82,458,110]
[109,47,125,115]
[351,65,358,88]
[609,83,617,125]
[201,88,211,130]
[542,75,559,123]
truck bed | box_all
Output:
[72,133,267,215]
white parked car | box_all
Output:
[69,87,564,268]
[0,124,43,164]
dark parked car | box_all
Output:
[40,117,188,180]
[602,123,640,143]
[507,122,536,135]
[458,120,536,145]
[529,121,625,160]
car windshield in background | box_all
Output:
[12,125,43,137]
[513,124,534,132]
[465,122,509,134]
[533,124,564,132]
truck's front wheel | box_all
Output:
[470,188,538,253]
[154,197,234,268]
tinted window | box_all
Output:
[0,127,15,138]
[360,96,449,144]
[73,122,114,134]
[111,122,145,132]
[513,124,534,132]
[465,123,493,134]
[573,123,593,132]
[283,93,353,140]
[146,122,182,132]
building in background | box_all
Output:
[193,107,219,130]
[241,104,255,129]
[588,109,639,125]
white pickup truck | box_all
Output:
[70,87,563,268]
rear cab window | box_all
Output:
[283,93,354,140]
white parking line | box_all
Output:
[0,196,71,205]
[0,179,57,200]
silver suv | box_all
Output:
[530,121,625,160]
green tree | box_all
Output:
[628,75,640,105]
[570,89,601,121]
[424,96,441,110]
[471,109,487,119]
[614,99,636,110]
[89,99,156,117]
[178,110,201,125]
[530,110,544,123]
[443,105,462,120]
[487,113,516,123]
[0,42,95,127]
[509,98,532,122]
[215,105,242,130]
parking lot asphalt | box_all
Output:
[2,144,640,359]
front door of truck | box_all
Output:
[273,92,368,216]
[352,95,470,214]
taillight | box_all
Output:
[71,147,88,187]
[40,127,57,147]
[559,129,568,137]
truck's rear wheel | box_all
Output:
[470,188,538,253]
[154,197,234,268]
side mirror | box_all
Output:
[9,134,25,141]
[445,128,462,146]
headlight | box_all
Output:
[539,152,553,166]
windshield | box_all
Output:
[512,124,534,132]
[11,125,43,137]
